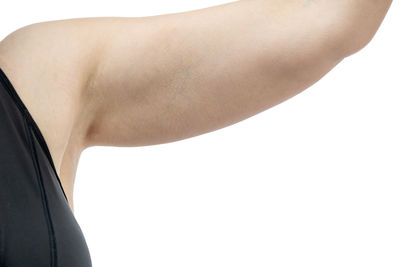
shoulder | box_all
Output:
[0,20,102,169]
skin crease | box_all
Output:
[0,0,393,213]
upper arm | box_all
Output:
[81,1,345,148]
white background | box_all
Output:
[1,1,399,267]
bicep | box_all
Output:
[82,1,344,148]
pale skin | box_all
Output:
[0,0,393,213]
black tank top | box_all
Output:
[0,67,92,267]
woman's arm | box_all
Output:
[13,0,393,148]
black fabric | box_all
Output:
[0,67,92,267]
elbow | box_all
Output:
[332,22,384,59]
[328,0,393,59]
